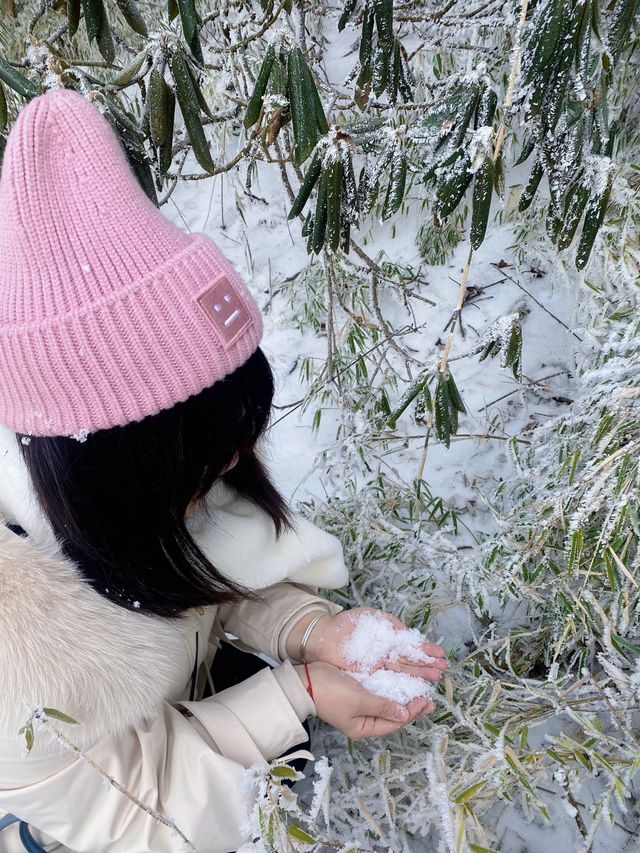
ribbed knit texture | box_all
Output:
[0,88,263,437]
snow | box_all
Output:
[342,611,438,671]
[351,669,435,704]
[339,613,438,703]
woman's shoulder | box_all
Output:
[0,522,184,752]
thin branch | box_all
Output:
[27,710,197,852]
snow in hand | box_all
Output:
[343,612,436,704]
[351,669,435,704]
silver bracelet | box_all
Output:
[299,612,327,663]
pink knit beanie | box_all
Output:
[0,88,263,437]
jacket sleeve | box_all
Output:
[217,581,345,662]
[0,662,314,853]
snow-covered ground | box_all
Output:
[167,153,579,525]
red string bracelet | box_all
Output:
[303,660,314,701]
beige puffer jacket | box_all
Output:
[0,430,346,852]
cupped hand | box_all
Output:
[287,606,447,682]
[295,661,435,740]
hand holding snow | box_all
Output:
[342,611,439,704]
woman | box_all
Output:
[0,89,446,852]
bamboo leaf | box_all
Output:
[557,181,590,251]
[372,45,389,97]
[170,49,198,113]
[414,382,433,425]
[436,157,473,219]
[181,104,215,173]
[505,322,523,381]
[354,62,372,111]
[288,149,323,219]
[381,150,407,220]
[609,0,638,64]
[327,160,343,252]
[524,0,568,84]
[149,68,170,146]
[338,0,358,31]
[287,825,318,844]
[359,5,375,68]
[115,0,148,36]
[82,0,103,42]
[388,372,430,428]
[310,69,329,134]
[515,136,535,166]
[435,373,452,448]
[471,156,493,249]
[67,0,81,37]
[341,150,358,212]
[23,722,34,753]
[373,0,394,53]
[312,168,330,253]
[287,47,319,165]
[0,81,7,130]
[0,58,40,99]
[454,780,487,805]
[42,708,79,724]
[96,16,115,64]
[244,43,275,129]
[270,764,299,779]
[171,50,215,173]
[339,208,351,252]
[390,39,402,103]
[185,59,214,120]
[110,48,148,88]
[446,369,466,414]
[575,172,612,270]
[518,159,543,212]
[159,87,176,173]
[477,88,498,127]
[177,0,198,45]
[301,209,314,237]
[396,40,414,102]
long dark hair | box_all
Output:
[18,347,293,618]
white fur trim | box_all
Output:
[0,520,185,755]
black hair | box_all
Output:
[18,347,294,618]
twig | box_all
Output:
[163,133,258,180]
[478,369,570,412]
[491,264,583,342]
[269,325,427,429]
[28,710,197,852]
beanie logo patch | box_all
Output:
[196,278,252,346]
